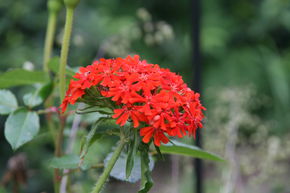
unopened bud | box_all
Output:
[48,0,62,13]
[64,0,80,9]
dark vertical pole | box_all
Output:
[191,0,203,193]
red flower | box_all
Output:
[140,127,169,146]
[60,55,205,146]
[112,106,146,128]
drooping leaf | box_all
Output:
[4,108,40,150]
[79,137,117,171]
[23,82,54,108]
[47,57,76,77]
[49,154,80,169]
[154,145,164,161]
[159,140,224,161]
[0,90,18,115]
[104,152,154,183]
[126,129,139,179]
[138,143,153,193]
[79,117,111,162]
[0,69,48,88]
[79,133,103,165]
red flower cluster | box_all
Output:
[61,55,205,146]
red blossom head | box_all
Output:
[60,55,206,146]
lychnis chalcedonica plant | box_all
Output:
[0,0,223,192]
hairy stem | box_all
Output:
[43,3,60,192]
[55,7,75,192]
[56,8,74,191]
[90,138,126,193]
[53,116,66,193]
[55,117,65,157]
[59,7,74,101]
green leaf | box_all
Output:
[159,140,224,161]
[89,118,119,135]
[0,69,48,88]
[104,152,154,183]
[49,154,80,169]
[139,143,153,193]
[4,108,40,150]
[0,90,18,115]
[126,129,139,179]
[47,57,59,72]
[23,82,54,108]
[265,57,289,107]
[38,82,54,101]
[48,57,76,77]
[76,105,114,115]
[0,186,6,193]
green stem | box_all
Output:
[55,7,76,193]
[43,11,57,73]
[90,138,126,193]
[59,7,75,101]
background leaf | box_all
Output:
[104,152,154,183]
[23,82,54,108]
[159,140,224,161]
[0,186,6,193]
[4,108,40,150]
[0,90,18,115]
[48,57,76,77]
[49,154,80,169]
[23,93,42,108]
[38,82,54,101]
[0,69,48,88]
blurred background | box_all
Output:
[0,0,290,193]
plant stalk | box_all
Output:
[43,12,57,73]
[43,2,61,192]
[53,116,66,193]
[90,138,126,193]
[55,5,76,193]
[59,7,75,101]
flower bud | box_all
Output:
[64,0,80,9]
[48,0,62,13]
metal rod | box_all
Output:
[191,0,203,192]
